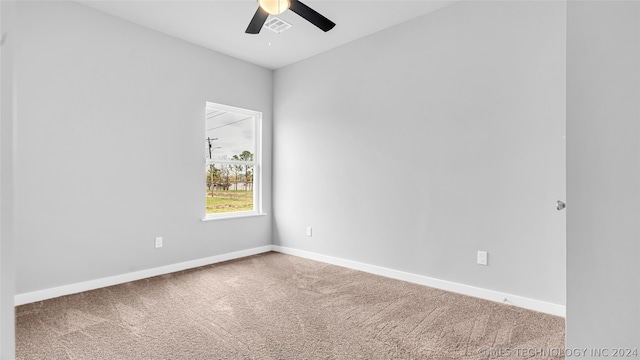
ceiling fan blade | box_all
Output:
[289,0,336,32]
[245,7,269,34]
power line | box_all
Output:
[206,111,227,120]
[206,116,252,131]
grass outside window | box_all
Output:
[206,190,254,214]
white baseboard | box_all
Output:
[16,244,566,318]
[272,246,566,317]
[14,245,274,306]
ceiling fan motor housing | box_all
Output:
[258,0,291,15]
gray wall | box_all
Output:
[273,1,567,305]
[566,1,640,349]
[14,1,272,294]
[1,1,16,358]
[9,0,640,352]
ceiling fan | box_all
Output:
[246,0,336,34]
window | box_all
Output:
[204,102,262,219]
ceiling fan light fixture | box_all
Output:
[258,0,291,15]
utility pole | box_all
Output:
[206,138,221,197]
[206,137,219,159]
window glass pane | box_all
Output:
[204,102,260,218]
[205,109,255,161]
[205,163,254,214]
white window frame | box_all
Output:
[203,102,263,221]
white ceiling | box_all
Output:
[77,0,457,69]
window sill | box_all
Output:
[201,212,267,222]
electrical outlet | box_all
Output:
[155,236,163,248]
[306,226,312,237]
[477,251,488,266]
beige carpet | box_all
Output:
[16,252,565,359]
